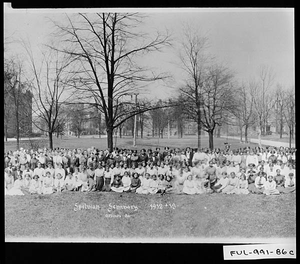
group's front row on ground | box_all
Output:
[5,160,296,196]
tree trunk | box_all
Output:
[119,126,122,138]
[49,132,53,150]
[99,114,101,138]
[258,128,262,147]
[279,116,283,138]
[197,120,201,149]
[141,124,143,139]
[240,125,243,142]
[5,125,8,142]
[180,125,183,138]
[16,109,20,150]
[161,129,163,139]
[107,126,114,152]
[245,125,248,143]
[289,128,292,148]
[208,130,214,150]
[217,126,221,138]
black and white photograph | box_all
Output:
[4,5,295,247]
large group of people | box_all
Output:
[4,144,296,196]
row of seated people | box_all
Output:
[5,159,295,196]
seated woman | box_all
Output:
[111,175,124,193]
[121,171,131,192]
[102,166,113,192]
[129,172,141,193]
[73,167,83,191]
[29,175,42,194]
[148,174,159,194]
[157,174,166,193]
[221,172,239,194]
[5,169,14,192]
[263,175,280,195]
[94,163,105,192]
[281,172,296,193]
[64,173,76,191]
[6,174,25,196]
[23,174,32,191]
[175,166,189,193]
[194,174,207,194]
[274,169,285,193]
[248,171,266,194]
[42,171,54,194]
[182,174,197,195]
[79,166,89,192]
[54,173,65,192]
[211,171,229,193]
[236,173,249,194]
[136,173,151,194]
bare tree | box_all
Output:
[250,66,275,146]
[283,87,295,148]
[233,81,256,143]
[177,27,210,148]
[150,100,169,138]
[69,104,86,138]
[201,64,236,150]
[4,58,31,149]
[273,84,286,138]
[23,44,75,149]
[50,13,171,151]
[171,96,185,138]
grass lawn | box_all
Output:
[4,135,258,152]
[5,191,296,241]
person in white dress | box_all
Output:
[148,174,159,194]
[6,175,25,196]
[136,173,151,194]
[236,173,249,194]
[182,174,197,195]
[29,175,42,194]
[263,175,280,195]
[121,171,131,192]
[42,171,54,194]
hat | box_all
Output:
[33,174,39,179]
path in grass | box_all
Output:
[5,192,296,240]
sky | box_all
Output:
[4,6,294,100]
